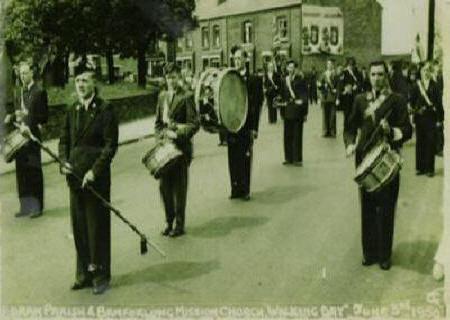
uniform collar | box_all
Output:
[77,94,96,111]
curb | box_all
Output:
[0,133,155,177]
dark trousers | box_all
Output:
[266,96,278,123]
[219,129,227,145]
[283,119,303,163]
[415,115,436,173]
[359,174,400,262]
[342,94,355,131]
[15,142,44,214]
[70,187,111,286]
[227,132,252,196]
[321,101,336,136]
[159,159,188,230]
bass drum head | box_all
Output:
[217,69,248,133]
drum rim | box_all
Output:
[354,143,390,178]
[216,68,248,133]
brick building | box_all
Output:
[169,0,386,74]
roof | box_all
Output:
[195,0,302,20]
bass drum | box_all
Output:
[195,68,248,133]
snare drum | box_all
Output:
[142,140,183,179]
[1,129,30,163]
[354,143,402,193]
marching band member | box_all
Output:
[410,61,444,177]
[318,58,338,137]
[339,57,362,130]
[155,63,199,237]
[344,61,412,270]
[59,63,119,294]
[4,61,48,218]
[227,45,263,200]
[282,60,309,166]
[263,61,281,124]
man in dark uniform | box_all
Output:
[263,61,281,124]
[318,58,338,137]
[344,61,412,270]
[410,61,444,177]
[59,64,119,294]
[155,63,199,237]
[4,61,48,218]
[227,45,263,200]
[282,60,309,165]
[338,57,362,131]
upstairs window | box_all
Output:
[202,27,210,49]
[212,25,221,48]
[243,21,253,44]
[277,16,288,39]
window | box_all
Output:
[202,27,210,49]
[185,33,193,50]
[212,25,221,48]
[202,58,210,70]
[243,21,253,44]
[210,57,221,68]
[277,16,288,39]
[176,39,183,52]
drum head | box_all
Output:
[217,70,248,133]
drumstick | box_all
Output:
[13,122,166,258]
[361,108,394,154]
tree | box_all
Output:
[111,0,197,87]
[4,0,197,88]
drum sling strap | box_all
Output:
[361,93,394,154]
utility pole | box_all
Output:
[427,0,435,60]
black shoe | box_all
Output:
[14,211,29,218]
[29,211,43,219]
[93,282,109,295]
[229,194,241,199]
[293,161,303,167]
[71,280,92,290]
[416,170,425,176]
[379,260,391,270]
[282,161,292,165]
[362,258,377,266]
[241,194,251,201]
[161,225,173,236]
[169,229,185,238]
[427,172,435,177]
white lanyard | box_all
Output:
[286,76,296,100]
[417,80,433,107]
[162,91,173,125]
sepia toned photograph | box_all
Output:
[0,0,448,319]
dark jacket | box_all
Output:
[244,73,264,133]
[282,73,309,120]
[263,72,282,100]
[318,70,339,103]
[59,96,119,190]
[344,91,412,165]
[10,83,48,138]
[410,79,444,123]
[390,72,410,101]
[155,88,200,162]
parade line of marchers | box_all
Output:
[2,44,444,294]
[0,303,444,319]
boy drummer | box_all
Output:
[154,63,199,237]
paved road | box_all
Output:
[0,104,444,312]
